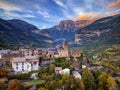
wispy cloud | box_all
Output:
[0,0,119,29]
[37,11,50,18]
[105,9,120,16]
[53,0,66,8]
[0,1,22,11]
[108,0,120,8]
[0,11,36,19]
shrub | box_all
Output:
[0,82,5,90]
[0,69,8,77]
[7,73,31,80]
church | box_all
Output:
[56,40,69,57]
[46,40,69,58]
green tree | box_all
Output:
[91,70,101,85]
[49,64,55,74]
[107,76,118,90]
[70,55,74,62]
[98,73,109,90]
[38,87,48,90]
[98,73,119,90]
[77,53,83,69]
[82,68,96,90]
[73,78,85,90]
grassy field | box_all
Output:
[24,80,45,85]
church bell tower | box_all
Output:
[62,40,68,57]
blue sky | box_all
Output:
[0,0,120,29]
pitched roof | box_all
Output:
[12,56,39,62]
[12,57,26,62]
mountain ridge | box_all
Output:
[0,18,53,49]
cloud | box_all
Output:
[105,9,120,16]
[108,0,120,8]
[37,11,50,18]
[76,12,102,20]
[0,11,36,19]
[73,8,84,16]
[53,0,66,8]
[76,9,120,21]
[43,15,64,23]
[42,25,47,29]
[0,1,22,11]
[35,4,50,18]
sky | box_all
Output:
[0,0,120,29]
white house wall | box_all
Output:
[31,61,39,70]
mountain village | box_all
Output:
[0,40,83,75]
[0,0,120,89]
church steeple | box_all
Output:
[62,40,68,50]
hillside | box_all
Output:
[8,19,38,31]
[0,18,53,49]
[75,14,120,47]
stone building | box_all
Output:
[56,40,69,57]
[39,40,69,58]
[0,51,20,67]
[69,50,82,57]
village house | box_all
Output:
[12,56,39,72]
[55,67,62,74]
[37,48,47,56]
[0,50,20,67]
[72,70,81,79]
[69,50,82,57]
[12,49,39,72]
[59,68,70,75]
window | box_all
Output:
[22,62,24,65]
[27,65,29,69]
[16,62,18,66]
[16,66,18,70]
[22,62,24,68]
[27,51,29,56]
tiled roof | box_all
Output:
[12,57,26,62]
[12,56,39,62]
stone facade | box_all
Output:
[69,50,82,57]
[56,40,69,57]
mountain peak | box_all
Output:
[53,20,75,31]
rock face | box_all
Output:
[44,20,76,43]
[75,14,120,46]
[44,19,95,43]
[0,18,53,49]
[53,20,75,31]
[75,20,95,28]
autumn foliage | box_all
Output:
[0,69,8,77]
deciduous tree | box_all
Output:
[8,79,21,90]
